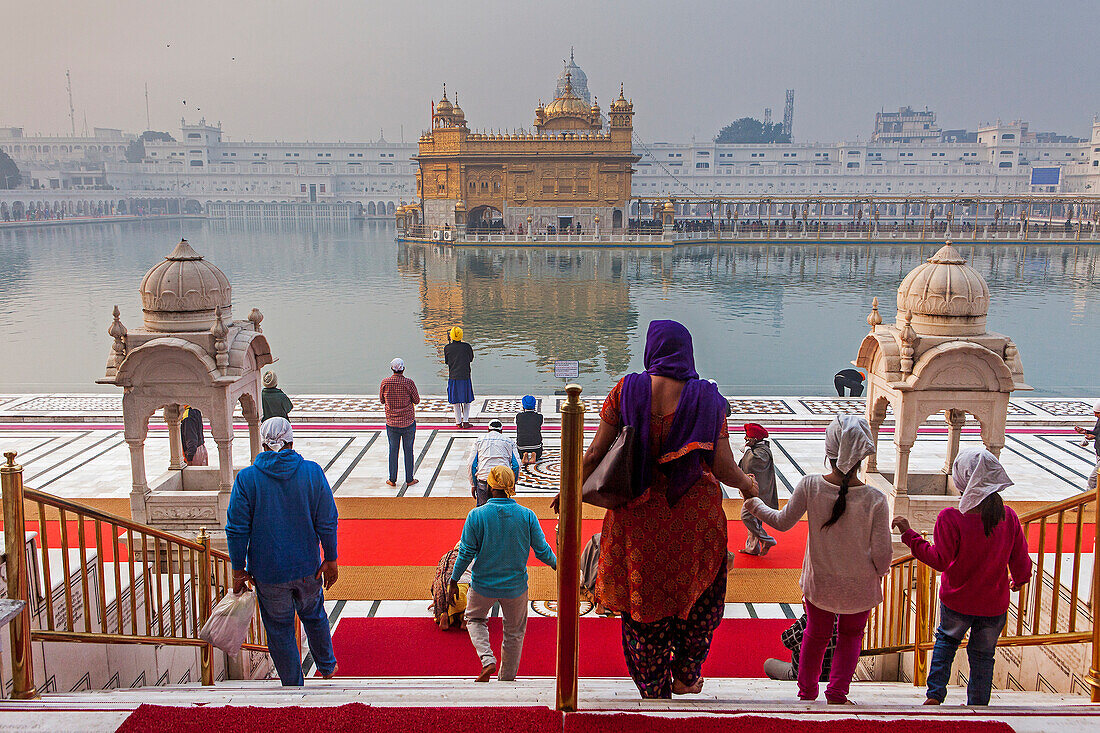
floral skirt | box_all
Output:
[620,557,727,699]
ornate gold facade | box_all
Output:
[411,74,639,233]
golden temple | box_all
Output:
[405,63,638,236]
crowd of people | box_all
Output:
[212,319,1100,707]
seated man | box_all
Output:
[834,368,866,397]
[764,613,838,682]
[515,395,544,470]
[467,419,521,506]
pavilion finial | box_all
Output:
[867,297,882,329]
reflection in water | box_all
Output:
[1,220,1098,394]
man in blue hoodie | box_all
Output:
[226,417,339,685]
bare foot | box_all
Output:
[672,677,704,695]
[476,664,497,682]
[827,698,854,705]
[406,479,419,486]
[322,663,339,680]
[923,698,941,705]
[385,480,397,487]
[738,548,762,556]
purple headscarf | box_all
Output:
[619,320,727,506]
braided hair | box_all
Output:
[979,492,1006,537]
[822,458,860,529]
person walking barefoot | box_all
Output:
[445,326,475,428]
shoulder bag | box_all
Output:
[581,424,636,509]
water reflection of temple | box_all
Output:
[399,245,637,379]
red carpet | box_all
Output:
[328,519,809,568]
[564,713,1014,732]
[118,704,1014,733]
[117,703,561,732]
[329,617,792,678]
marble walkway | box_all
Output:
[0,393,1095,505]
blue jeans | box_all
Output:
[926,603,1006,705]
[254,575,337,686]
[386,423,416,483]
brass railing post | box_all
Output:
[556,385,584,712]
[1089,489,1100,702]
[913,562,931,687]
[196,527,214,686]
[2,452,38,699]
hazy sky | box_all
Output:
[3,0,1098,145]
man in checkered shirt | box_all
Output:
[380,358,420,487]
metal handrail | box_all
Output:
[1,452,267,697]
[862,489,1100,700]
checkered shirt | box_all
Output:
[379,373,420,428]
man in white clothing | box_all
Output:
[468,419,521,506]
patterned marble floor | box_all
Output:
[2,421,1094,504]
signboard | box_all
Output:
[554,360,580,379]
[1030,167,1061,186]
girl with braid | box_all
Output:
[745,416,892,704]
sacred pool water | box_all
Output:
[1,219,1098,395]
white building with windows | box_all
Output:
[103,119,418,217]
[630,117,1100,205]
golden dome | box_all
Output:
[611,83,631,110]
[543,93,590,119]
[435,84,453,115]
[139,239,232,333]
[897,242,989,336]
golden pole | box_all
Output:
[555,384,584,712]
[913,561,930,687]
[196,527,214,686]
[1,452,38,699]
[1089,487,1100,702]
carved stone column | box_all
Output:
[943,408,967,475]
[164,404,183,470]
[894,442,913,498]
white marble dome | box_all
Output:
[897,242,989,336]
[139,239,232,332]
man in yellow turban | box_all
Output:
[445,326,475,427]
[448,464,556,682]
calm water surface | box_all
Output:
[1,220,1098,395]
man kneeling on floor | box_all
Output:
[226,417,340,685]
[448,465,557,682]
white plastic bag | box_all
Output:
[199,589,257,656]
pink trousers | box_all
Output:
[799,600,872,703]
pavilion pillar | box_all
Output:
[164,404,183,470]
[943,409,966,474]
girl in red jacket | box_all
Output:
[892,447,1032,706]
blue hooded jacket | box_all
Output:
[225,449,339,585]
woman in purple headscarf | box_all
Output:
[584,320,759,699]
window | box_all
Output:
[1001,133,1015,141]
[695,162,709,169]
[189,160,203,166]
[319,184,325,193]
[301,184,307,192]
[847,150,860,156]
[1001,150,1013,156]
[846,162,860,168]
[187,133,201,139]
[999,161,1013,168]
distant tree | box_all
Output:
[125,130,177,163]
[0,150,20,188]
[716,117,791,144]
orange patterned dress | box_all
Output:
[594,378,729,624]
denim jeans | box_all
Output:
[386,422,416,483]
[254,574,337,686]
[927,603,1006,705]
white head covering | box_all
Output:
[390,357,405,372]
[954,447,1013,513]
[1093,399,1100,414]
[824,415,876,474]
[260,417,294,451]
